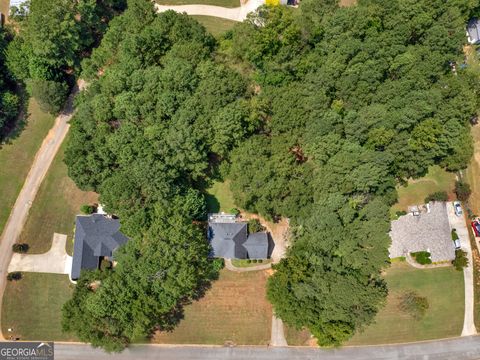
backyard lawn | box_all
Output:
[192,15,237,37]
[0,99,55,237]
[392,165,456,214]
[18,141,98,255]
[206,180,236,213]
[1,273,76,341]
[152,268,272,345]
[347,262,464,345]
[156,0,240,7]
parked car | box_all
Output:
[454,239,461,250]
[471,219,480,237]
[454,201,463,216]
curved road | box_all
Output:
[0,83,82,341]
[154,0,263,21]
[55,336,480,360]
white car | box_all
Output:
[454,201,463,217]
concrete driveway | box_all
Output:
[154,0,264,22]
[446,202,477,336]
[8,233,71,275]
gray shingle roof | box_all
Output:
[71,214,128,280]
[467,18,480,44]
[244,232,268,259]
[208,221,268,259]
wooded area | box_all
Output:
[7,0,478,351]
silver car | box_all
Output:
[454,201,463,217]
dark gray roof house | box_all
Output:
[71,214,128,280]
[467,18,480,45]
[207,216,269,259]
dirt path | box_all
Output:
[154,0,264,22]
[0,83,83,341]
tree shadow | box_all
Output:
[205,193,220,213]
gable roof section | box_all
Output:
[71,214,128,280]
[467,18,480,44]
[208,222,248,258]
[244,232,269,259]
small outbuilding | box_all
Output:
[467,18,480,45]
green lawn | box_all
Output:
[0,99,55,237]
[284,326,312,346]
[192,16,237,37]
[1,273,76,341]
[206,180,236,213]
[152,269,272,345]
[347,262,464,345]
[392,165,456,214]
[156,0,240,8]
[18,141,98,255]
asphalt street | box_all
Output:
[54,336,480,360]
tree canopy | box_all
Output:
[6,0,126,113]
[0,27,19,135]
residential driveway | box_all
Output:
[8,233,71,275]
[446,202,477,337]
[270,315,287,347]
[154,0,264,22]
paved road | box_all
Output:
[446,202,477,336]
[8,233,70,275]
[0,84,81,341]
[154,0,263,21]
[54,336,480,360]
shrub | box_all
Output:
[100,259,112,271]
[451,229,459,241]
[398,291,429,320]
[80,204,94,215]
[248,219,265,233]
[452,249,468,271]
[28,79,69,114]
[253,259,258,263]
[455,181,471,202]
[258,259,263,263]
[229,208,240,216]
[410,251,432,265]
[7,272,22,281]
[395,210,407,217]
[424,191,448,203]
[12,243,29,253]
[247,259,251,263]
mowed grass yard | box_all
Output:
[156,0,239,7]
[392,165,456,215]
[206,180,236,213]
[347,262,464,345]
[152,269,272,345]
[18,140,98,255]
[2,273,76,341]
[192,15,236,37]
[0,99,55,236]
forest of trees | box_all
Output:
[0,27,19,136]
[60,0,480,350]
[5,0,126,114]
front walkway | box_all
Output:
[446,202,477,336]
[8,233,71,275]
